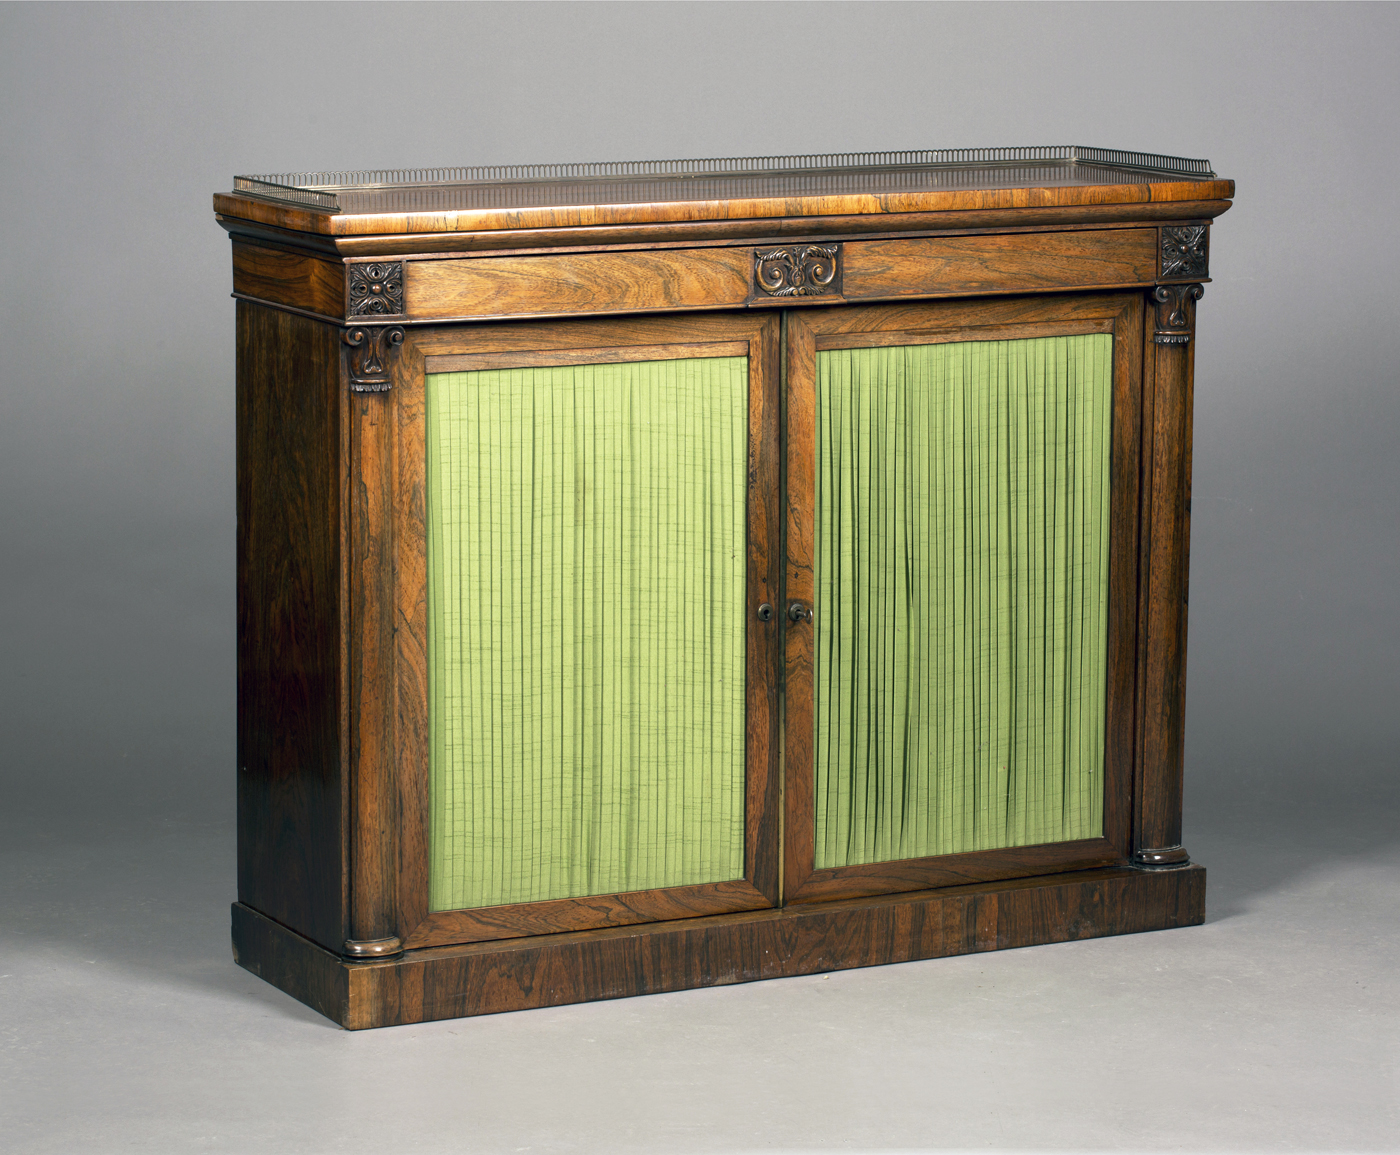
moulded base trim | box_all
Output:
[231,863,1206,1030]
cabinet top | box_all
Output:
[213,146,1233,240]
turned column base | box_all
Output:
[342,936,403,960]
[1132,845,1191,869]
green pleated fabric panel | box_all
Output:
[814,335,1112,869]
[426,357,748,913]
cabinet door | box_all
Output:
[782,294,1142,903]
[392,314,782,948]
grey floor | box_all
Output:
[3,4,1399,1151]
[3,774,1397,1154]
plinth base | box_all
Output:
[232,864,1205,1029]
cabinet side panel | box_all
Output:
[237,301,346,950]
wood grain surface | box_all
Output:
[385,232,1159,324]
[347,382,399,950]
[236,302,347,953]
[232,864,1207,1028]
[232,241,345,320]
[213,177,1236,238]
[787,839,1124,905]
[1135,296,1199,859]
[239,202,1235,261]
[403,880,773,949]
[423,340,749,373]
[389,340,431,946]
[219,201,1231,260]
[744,313,785,906]
[842,229,1157,299]
[404,248,751,321]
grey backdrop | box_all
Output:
[2,3,1396,1152]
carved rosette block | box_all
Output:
[347,261,405,317]
[1152,283,1204,345]
[343,936,404,960]
[1159,224,1209,280]
[343,325,405,392]
[753,244,841,298]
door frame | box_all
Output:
[374,311,783,950]
[781,293,1144,904]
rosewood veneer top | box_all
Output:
[213,146,1235,247]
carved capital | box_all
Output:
[347,261,405,318]
[1159,225,1209,280]
[343,325,405,392]
[753,244,841,298]
[1152,283,1204,345]
[343,936,403,960]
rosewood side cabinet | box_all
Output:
[215,147,1233,1029]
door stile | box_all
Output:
[781,310,820,903]
[392,334,431,946]
[1103,294,1144,862]
[345,346,402,958]
[743,313,786,906]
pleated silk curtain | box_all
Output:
[813,335,1112,869]
[426,357,749,913]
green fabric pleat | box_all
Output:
[813,335,1111,868]
[426,358,748,913]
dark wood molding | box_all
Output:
[396,231,1162,326]
[343,936,403,959]
[328,200,1236,258]
[1152,283,1204,345]
[404,249,750,322]
[231,293,345,327]
[347,384,399,950]
[232,240,346,319]
[1159,224,1209,280]
[752,244,842,299]
[1135,290,1199,866]
[1133,845,1191,869]
[787,839,1123,905]
[342,325,405,392]
[218,200,1234,261]
[233,864,1207,1029]
[404,881,772,950]
[347,261,405,318]
[844,229,1156,302]
[423,339,750,373]
[212,162,1236,239]
[388,339,429,946]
